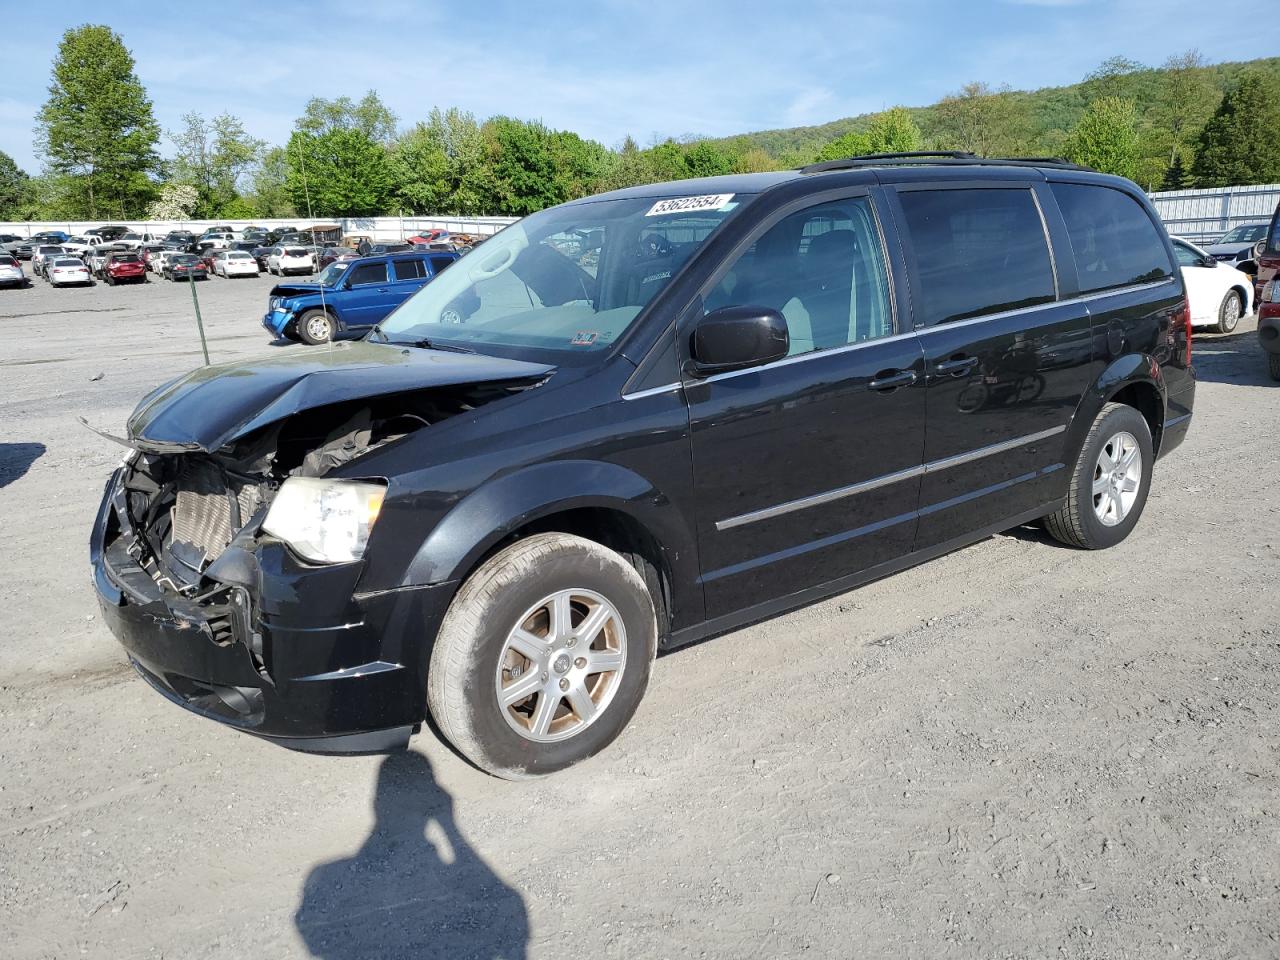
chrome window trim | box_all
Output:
[714,424,1066,531]
[915,276,1176,335]
[628,276,1179,396]
[621,382,683,401]
[691,330,921,387]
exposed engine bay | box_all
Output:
[112,382,529,601]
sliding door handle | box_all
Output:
[935,356,979,377]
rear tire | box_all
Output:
[297,309,335,345]
[1044,402,1153,550]
[1216,290,1242,334]
[428,533,657,779]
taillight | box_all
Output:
[1182,300,1193,367]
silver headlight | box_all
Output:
[262,478,386,564]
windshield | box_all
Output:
[377,193,750,355]
[1219,224,1266,244]
[315,262,351,285]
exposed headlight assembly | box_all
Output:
[262,477,385,564]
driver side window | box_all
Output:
[705,197,893,357]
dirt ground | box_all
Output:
[1,271,1277,960]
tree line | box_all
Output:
[2,25,1279,224]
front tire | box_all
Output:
[1216,290,1242,334]
[428,533,657,779]
[297,309,335,345]
[1045,402,1153,549]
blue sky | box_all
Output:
[1,0,1274,173]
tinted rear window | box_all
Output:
[112,254,140,263]
[1050,183,1172,293]
[391,258,429,281]
[897,187,1055,325]
[430,256,455,274]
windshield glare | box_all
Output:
[316,262,350,286]
[1220,224,1265,243]
[377,194,751,355]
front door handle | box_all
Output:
[935,356,979,377]
[867,369,917,392]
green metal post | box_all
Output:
[187,270,210,365]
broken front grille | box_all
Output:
[167,458,264,578]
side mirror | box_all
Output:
[1201,256,1217,268]
[687,305,789,376]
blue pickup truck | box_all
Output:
[262,251,459,344]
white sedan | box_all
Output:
[1172,237,1254,334]
[213,250,260,278]
[47,257,93,287]
[266,245,314,276]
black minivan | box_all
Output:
[91,153,1195,778]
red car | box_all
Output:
[104,252,147,285]
[1256,203,1280,381]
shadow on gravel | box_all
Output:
[0,441,46,488]
[295,752,528,960]
[1191,328,1275,387]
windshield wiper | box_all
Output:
[413,338,478,354]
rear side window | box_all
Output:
[897,187,1055,325]
[347,262,388,286]
[430,256,455,274]
[391,258,429,281]
[1050,183,1172,293]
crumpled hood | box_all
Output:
[269,282,327,301]
[126,340,553,453]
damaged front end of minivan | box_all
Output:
[90,342,552,751]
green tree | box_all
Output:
[389,123,450,214]
[297,92,398,144]
[475,117,561,215]
[1160,151,1190,191]
[168,112,264,216]
[0,151,29,219]
[682,140,734,178]
[285,128,392,217]
[814,106,923,161]
[815,130,871,162]
[1083,56,1145,102]
[597,136,654,191]
[863,107,923,153]
[928,82,1028,156]
[35,24,160,218]
[1191,71,1280,187]
[1157,50,1216,168]
[1064,97,1141,180]
[249,147,295,217]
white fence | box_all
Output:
[1148,183,1280,245]
[0,215,518,242]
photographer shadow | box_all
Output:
[296,752,528,960]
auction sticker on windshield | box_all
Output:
[646,194,734,217]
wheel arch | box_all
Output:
[404,460,696,638]
[1069,354,1167,461]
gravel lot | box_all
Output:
[1,271,1277,960]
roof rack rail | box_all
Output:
[799,152,1090,174]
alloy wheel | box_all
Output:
[1092,430,1142,526]
[495,588,627,742]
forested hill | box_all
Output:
[706,56,1280,165]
